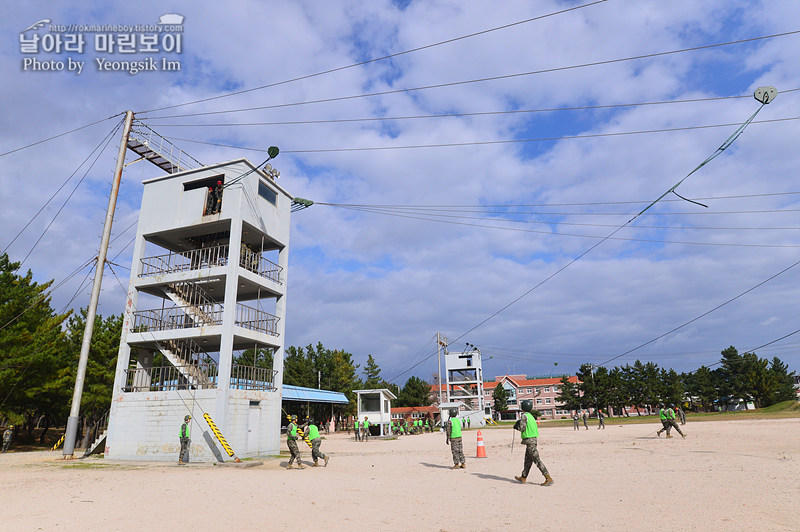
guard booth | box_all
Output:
[105,156,292,461]
[354,389,396,436]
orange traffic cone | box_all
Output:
[476,430,487,458]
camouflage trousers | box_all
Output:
[450,437,465,465]
[521,437,548,478]
[668,419,684,437]
[179,437,190,463]
[287,438,301,465]
[311,438,326,462]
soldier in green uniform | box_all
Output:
[363,417,370,441]
[354,417,361,441]
[667,405,686,438]
[656,405,670,437]
[445,408,466,469]
[178,415,191,464]
[304,419,329,467]
[514,400,553,486]
[286,415,305,469]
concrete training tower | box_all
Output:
[444,348,486,419]
[106,158,291,461]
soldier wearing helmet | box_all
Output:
[178,415,191,464]
[286,414,305,469]
[445,408,465,469]
[2,424,13,453]
[514,400,553,486]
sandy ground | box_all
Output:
[1,418,798,531]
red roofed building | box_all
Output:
[432,374,580,421]
[390,406,439,425]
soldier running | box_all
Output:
[304,419,329,467]
[514,400,554,486]
[286,415,304,469]
[656,405,670,437]
[445,408,466,469]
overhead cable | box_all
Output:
[145,30,800,120]
[138,0,611,114]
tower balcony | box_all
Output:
[132,303,279,336]
[122,363,278,392]
[139,243,282,284]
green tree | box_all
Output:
[398,376,432,407]
[362,354,382,389]
[234,347,273,368]
[492,383,509,413]
[0,253,70,439]
[767,357,796,406]
[555,375,581,412]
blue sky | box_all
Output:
[2,0,800,383]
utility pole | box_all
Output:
[63,110,134,458]
[436,333,447,405]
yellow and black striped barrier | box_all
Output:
[296,427,313,449]
[203,412,241,462]
[51,434,65,451]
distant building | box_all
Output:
[432,374,579,421]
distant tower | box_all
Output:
[106,158,291,461]
[444,348,485,416]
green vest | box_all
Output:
[288,423,297,440]
[667,409,676,420]
[521,412,539,439]
[659,409,667,420]
[356,420,361,428]
[450,418,462,438]
[180,422,189,438]
[307,424,320,440]
[364,420,370,428]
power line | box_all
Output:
[138,0,611,115]
[595,256,800,368]
[330,204,800,248]
[0,113,123,158]
[144,91,793,127]
[145,30,800,120]
[3,120,123,255]
[161,115,800,154]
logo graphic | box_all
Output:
[159,14,184,25]
[22,19,51,32]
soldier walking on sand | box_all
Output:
[286,415,305,469]
[445,408,466,469]
[656,405,670,437]
[354,417,361,441]
[676,405,687,425]
[573,411,579,430]
[583,410,589,430]
[178,415,191,464]
[597,409,605,429]
[667,405,686,439]
[514,400,554,486]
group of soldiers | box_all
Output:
[656,404,687,438]
[391,417,434,435]
[204,180,223,215]
[285,414,329,469]
[352,416,371,441]
[442,401,554,486]
[572,409,606,430]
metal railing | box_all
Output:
[235,304,279,335]
[140,245,229,277]
[123,363,276,392]
[132,305,223,332]
[230,365,278,391]
[123,363,219,392]
[239,246,282,284]
[128,124,203,173]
